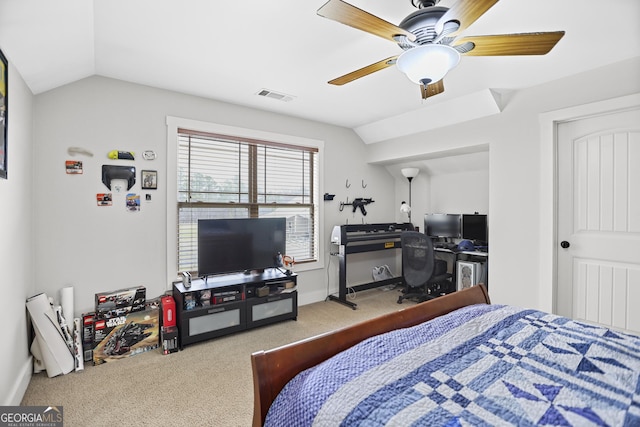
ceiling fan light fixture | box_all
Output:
[396,44,460,85]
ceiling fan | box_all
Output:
[317,0,565,99]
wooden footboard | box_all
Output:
[251,285,490,426]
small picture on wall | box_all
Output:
[126,193,140,212]
[141,170,157,189]
[66,160,83,174]
[0,47,8,179]
[97,193,112,206]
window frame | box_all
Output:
[166,116,324,284]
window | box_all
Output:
[177,128,319,273]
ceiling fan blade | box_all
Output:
[328,56,398,85]
[318,0,415,43]
[436,0,499,38]
[454,31,565,56]
[421,80,445,99]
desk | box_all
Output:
[435,248,489,289]
[329,223,413,310]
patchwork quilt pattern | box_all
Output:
[265,304,640,426]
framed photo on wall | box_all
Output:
[0,48,8,179]
[141,170,157,189]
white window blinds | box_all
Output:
[177,129,318,273]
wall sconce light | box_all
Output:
[401,168,420,224]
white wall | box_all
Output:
[392,167,490,230]
[0,61,35,405]
[31,76,398,316]
[373,56,640,310]
[429,170,489,216]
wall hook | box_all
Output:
[362,179,367,188]
[345,179,351,188]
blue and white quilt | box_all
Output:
[265,304,640,426]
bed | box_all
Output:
[251,285,640,426]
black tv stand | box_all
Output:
[173,269,297,348]
[272,266,293,276]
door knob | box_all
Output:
[560,241,570,249]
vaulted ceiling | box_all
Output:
[0,0,639,144]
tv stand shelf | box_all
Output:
[173,269,297,348]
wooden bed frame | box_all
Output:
[250,284,491,426]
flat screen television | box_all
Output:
[198,217,286,276]
[424,214,461,238]
[462,214,488,244]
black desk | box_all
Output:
[328,223,414,309]
[434,248,489,289]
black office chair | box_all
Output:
[398,231,452,304]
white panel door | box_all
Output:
[557,107,640,333]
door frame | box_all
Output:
[538,92,640,314]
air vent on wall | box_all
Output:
[256,89,296,102]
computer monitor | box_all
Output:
[424,214,461,239]
[462,214,488,244]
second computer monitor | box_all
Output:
[462,214,488,244]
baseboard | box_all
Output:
[3,356,32,406]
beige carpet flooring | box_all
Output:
[21,286,409,427]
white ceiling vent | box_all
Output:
[256,89,296,102]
